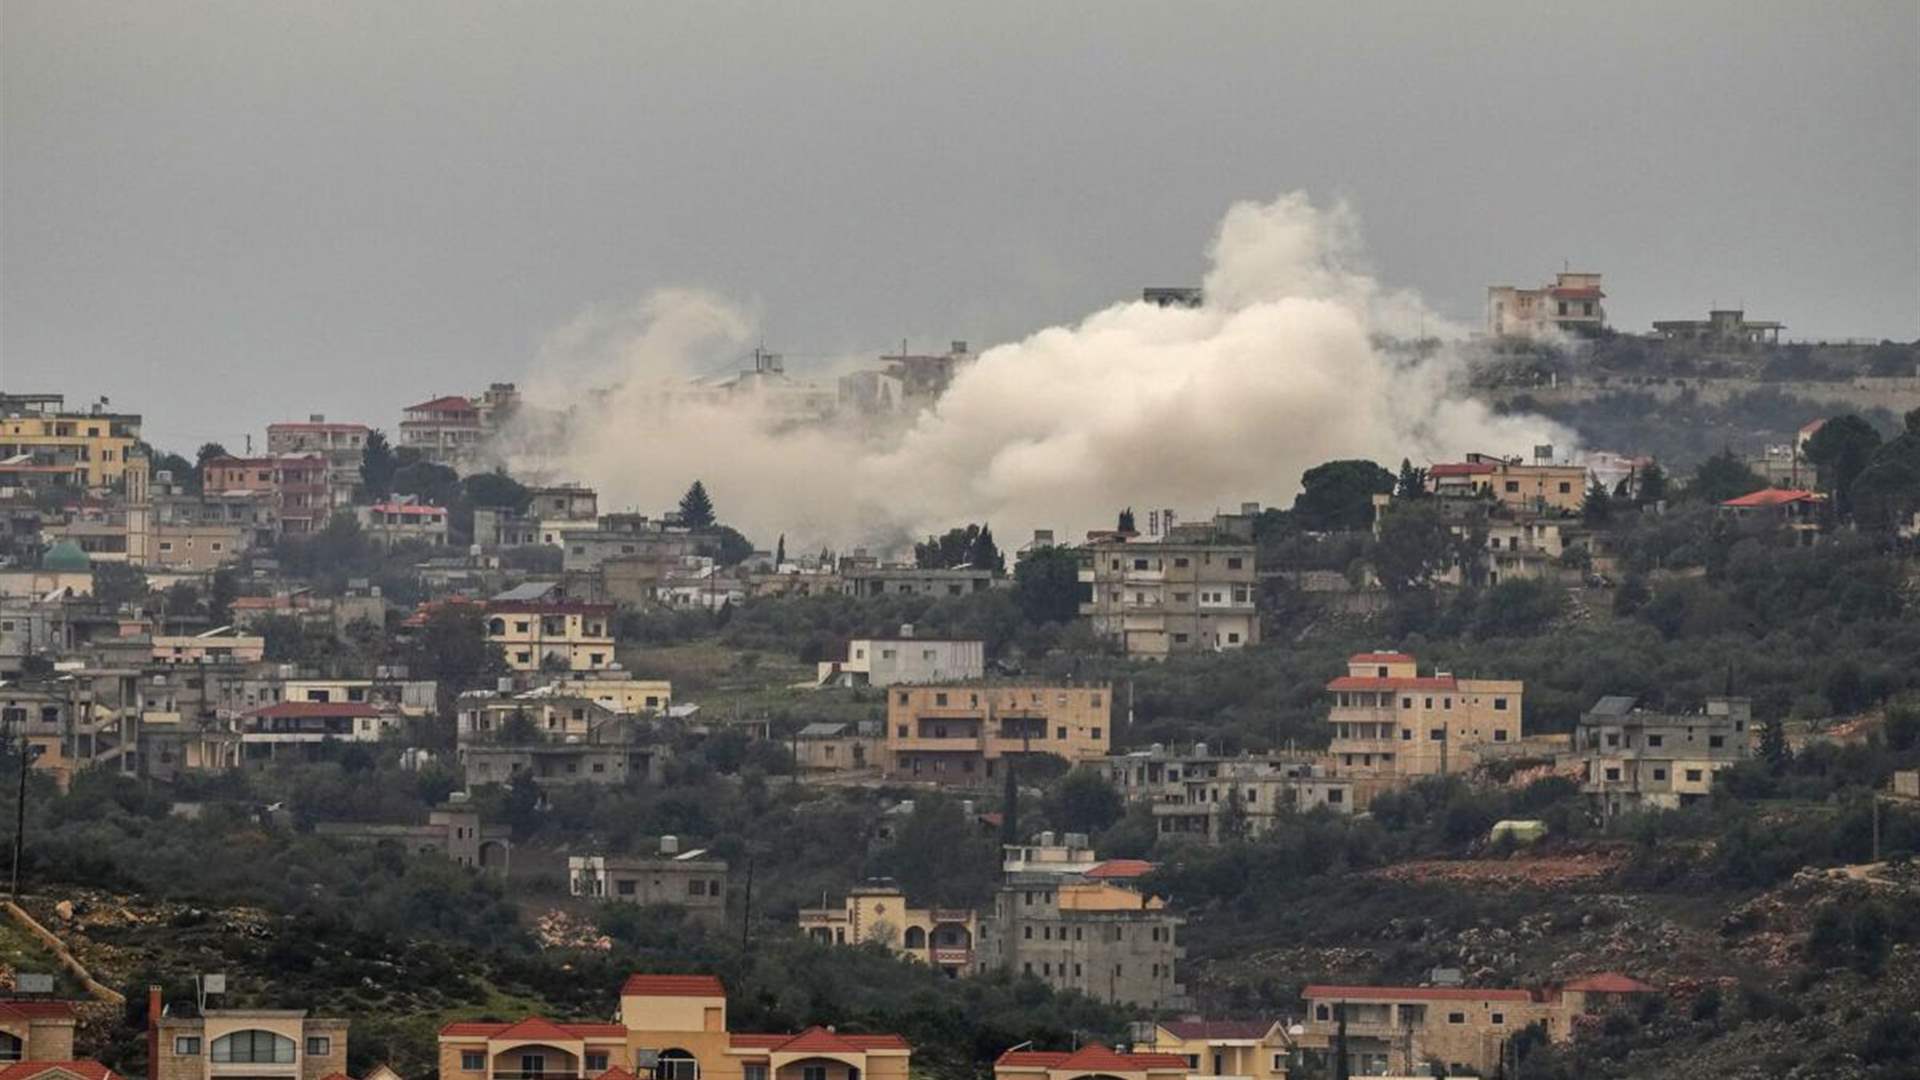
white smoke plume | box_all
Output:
[509,192,1570,551]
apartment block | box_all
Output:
[1324,652,1523,782]
[976,877,1185,1008]
[265,417,370,506]
[400,396,484,469]
[201,454,333,534]
[437,973,911,1080]
[837,565,1004,599]
[356,501,450,547]
[1573,695,1752,815]
[241,701,401,763]
[884,684,1111,784]
[797,883,978,976]
[485,599,616,672]
[569,840,728,926]
[457,691,664,789]
[1076,513,1259,659]
[0,395,142,491]
[0,1000,78,1061]
[1102,744,1359,837]
[816,631,983,688]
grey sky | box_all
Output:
[4,1,1916,453]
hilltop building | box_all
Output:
[314,795,510,873]
[1426,451,1587,515]
[1322,652,1524,795]
[976,876,1185,1008]
[1486,271,1606,339]
[816,630,983,688]
[569,839,728,926]
[150,987,349,1080]
[0,395,143,491]
[265,417,370,506]
[1651,308,1784,346]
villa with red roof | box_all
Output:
[0,1063,123,1080]
[1486,271,1607,340]
[1322,651,1525,801]
[438,975,911,1080]
[994,1045,1191,1080]
[1299,973,1658,1077]
[1719,487,1825,544]
[1141,1020,1292,1080]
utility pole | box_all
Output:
[10,722,34,899]
[740,853,755,949]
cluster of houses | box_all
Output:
[3,963,1665,1080]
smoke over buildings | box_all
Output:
[508,192,1570,549]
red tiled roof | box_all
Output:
[1085,859,1156,879]
[731,1030,910,1053]
[620,974,726,997]
[437,1018,626,1039]
[250,701,382,719]
[0,1063,120,1080]
[1721,488,1819,509]
[998,1045,1186,1071]
[1561,973,1657,993]
[1429,463,1496,477]
[1157,1020,1277,1040]
[0,1001,78,1019]
[1350,652,1414,664]
[770,1027,860,1054]
[1304,984,1535,1003]
[1326,675,1457,692]
[405,395,476,414]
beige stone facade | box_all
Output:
[797,884,978,976]
[1324,652,1523,780]
[154,1010,348,1080]
[0,1001,78,1062]
[884,684,1111,784]
[1077,529,1259,659]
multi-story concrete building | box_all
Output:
[201,455,333,535]
[976,877,1185,1009]
[541,676,673,715]
[884,684,1111,784]
[356,501,450,547]
[484,598,616,672]
[0,1000,78,1061]
[151,990,348,1080]
[0,395,143,491]
[437,974,912,1080]
[790,721,884,774]
[1572,695,1752,815]
[240,701,401,763]
[995,1045,1190,1080]
[797,883,978,977]
[1101,746,1358,838]
[1323,652,1523,785]
[399,396,484,469]
[1299,974,1656,1078]
[815,632,983,688]
[1077,513,1259,659]
[837,564,1005,599]
[569,840,728,926]
[265,417,370,506]
[456,690,665,789]
[1486,271,1606,340]
[1141,1021,1292,1080]
[1426,452,1588,516]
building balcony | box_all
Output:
[930,947,973,966]
[890,734,986,753]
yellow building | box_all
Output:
[0,396,143,491]
[995,1045,1190,1080]
[797,884,979,976]
[548,676,673,714]
[485,600,617,672]
[1427,453,1588,515]
[1324,652,1523,780]
[1143,1021,1291,1080]
[438,975,912,1080]
[884,684,1111,784]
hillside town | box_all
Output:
[5,5,1918,1080]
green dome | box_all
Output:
[42,540,91,572]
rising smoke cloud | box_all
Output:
[509,192,1570,552]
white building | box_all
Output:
[817,629,984,687]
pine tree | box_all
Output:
[1760,716,1792,773]
[1638,461,1668,504]
[970,524,1004,572]
[679,480,716,529]
[1395,458,1428,499]
[775,533,786,567]
[1117,507,1136,533]
[1582,480,1612,525]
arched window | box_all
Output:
[488,618,507,635]
[0,1033,23,1062]
[657,1049,699,1080]
[903,926,927,949]
[212,1031,296,1064]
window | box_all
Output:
[1685,769,1704,782]
[1505,481,1520,493]
[586,1054,609,1072]
[175,1037,202,1056]
[1056,726,1067,740]
[744,1067,768,1080]
[1024,925,1033,939]
[1709,735,1725,748]
[1493,729,1508,742]
[1133,558,1150,570]
[1604,767,1621,781]
[1493,697,1508,711]
[1429,728,1444,741]
[658,1052,700,1080]
[461,1052,485,1071]
[1327,788,1343,804]
[1652,768,1668,781]
[1491,1012,1505,1025]
[1174,557,1190,568]
[1400,728,1412,741]
[306,1037,331,1057]
[801,1068,826,1080]
[1448,1012,1466,1024]
[1090,727,1102,740]
[1648,734,1663,747]
[211,1031,296,1064]
[935,692,948,706]
[1227,557,1243,570]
